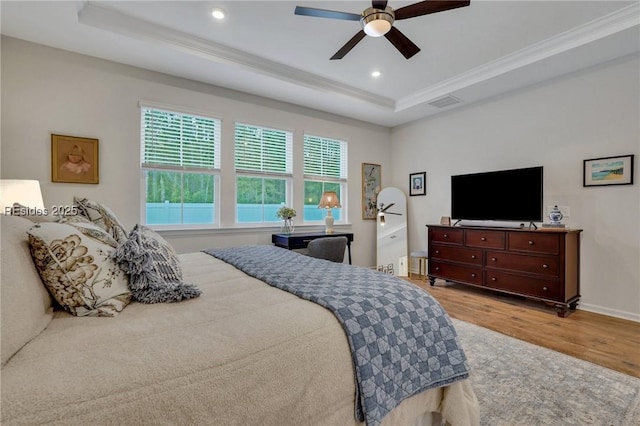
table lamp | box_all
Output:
[0,180,45,215]
[318,191,341,234]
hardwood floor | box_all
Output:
[408,278,640,378]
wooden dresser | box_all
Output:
[427,225,582,317]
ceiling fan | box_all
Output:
[378,202,402,226]
[294,0,470,60]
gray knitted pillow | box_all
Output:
[111,224,201,303]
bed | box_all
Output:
[1,213,479,425]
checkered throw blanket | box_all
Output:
[204,246,470,426]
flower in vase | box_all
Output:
[276,206,296,220]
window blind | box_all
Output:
[141,107,221,170]
[303,135,347,181]
[235,123,292,175]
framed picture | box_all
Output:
[51,134,99,184]
[583,154,634,187]
[409,172,426,196]
[362,163,381,220]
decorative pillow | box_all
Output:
[73,196,127,244]
[27,222,131,317]
[111,224,201,303]
[1,215,54,366]
[58,216,119,248]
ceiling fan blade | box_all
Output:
[294,6,361,21]
[381,202,395,212]
[372,0,388,9]
[385,212,403,216]
[384,27,421,59]
[330,30,366,60]
[394,0,470,20]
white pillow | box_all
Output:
[27,222,131,317]
[1,215,54,366]
[73,197,127,244]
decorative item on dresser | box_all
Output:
[427,225,582,317]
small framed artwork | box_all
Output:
[362,163,381,220]
[51,134,99,184]
[583,154,634,187]
[409,172,426,196]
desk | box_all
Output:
[272,232,354,264]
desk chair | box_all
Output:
[307,236,348,263]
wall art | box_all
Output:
[362,163,381,219]
[409,171,426,196]
[51,134,99,184]
[583,154,634,187]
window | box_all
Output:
[235,123,293,223]
[140,105,221,226]
[303,135,348,222]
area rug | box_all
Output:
[452,318,640,425]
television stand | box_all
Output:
[427,224,582,317]
[529,221,538,230]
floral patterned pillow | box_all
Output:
[73,197,127,244]
[27,222,131,317]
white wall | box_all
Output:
[2,36,638,320]
[0,37,391,267]
[390,55,640,321]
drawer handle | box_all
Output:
[529,240,534,245]
[443,234,448,238]
[542,264,549,269]
[543,286,548,291]
[481,237,486,241]
[435,250,440,254]
[435,267,440,271]
[471,255,476,259]
[491,277,497,281]
[471,273,476,278]
[491,257,497,262]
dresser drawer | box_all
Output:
[430,261,483,285]
[465,230,505,249]
[508,232,559,255]
[486,251,559,277]
[430,228,463,245]
[486,271,561,300]
[431,244,482,266]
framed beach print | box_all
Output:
[362,163,381,220]
[51,134,99,184]
[583,154,634,187]
[409,172,426,196]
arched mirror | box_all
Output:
[376,187,408,276]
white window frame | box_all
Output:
[139,102,221,229]
[303,134,348,224]
[234,122,293,225]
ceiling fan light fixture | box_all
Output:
[361,7,394,37]
[211,8,225,20]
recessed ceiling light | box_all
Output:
[211,8,225,20]
[371,71,381,78]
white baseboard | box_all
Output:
[578,303,640,323]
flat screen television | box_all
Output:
[451,166,543,222]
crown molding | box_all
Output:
[395,2,640,112]
[78,2,638,116]
[78,2,395,109]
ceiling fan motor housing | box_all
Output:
[361,6,395,37]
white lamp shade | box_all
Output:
[0,180,45,214]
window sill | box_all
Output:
[153,223,352,237]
